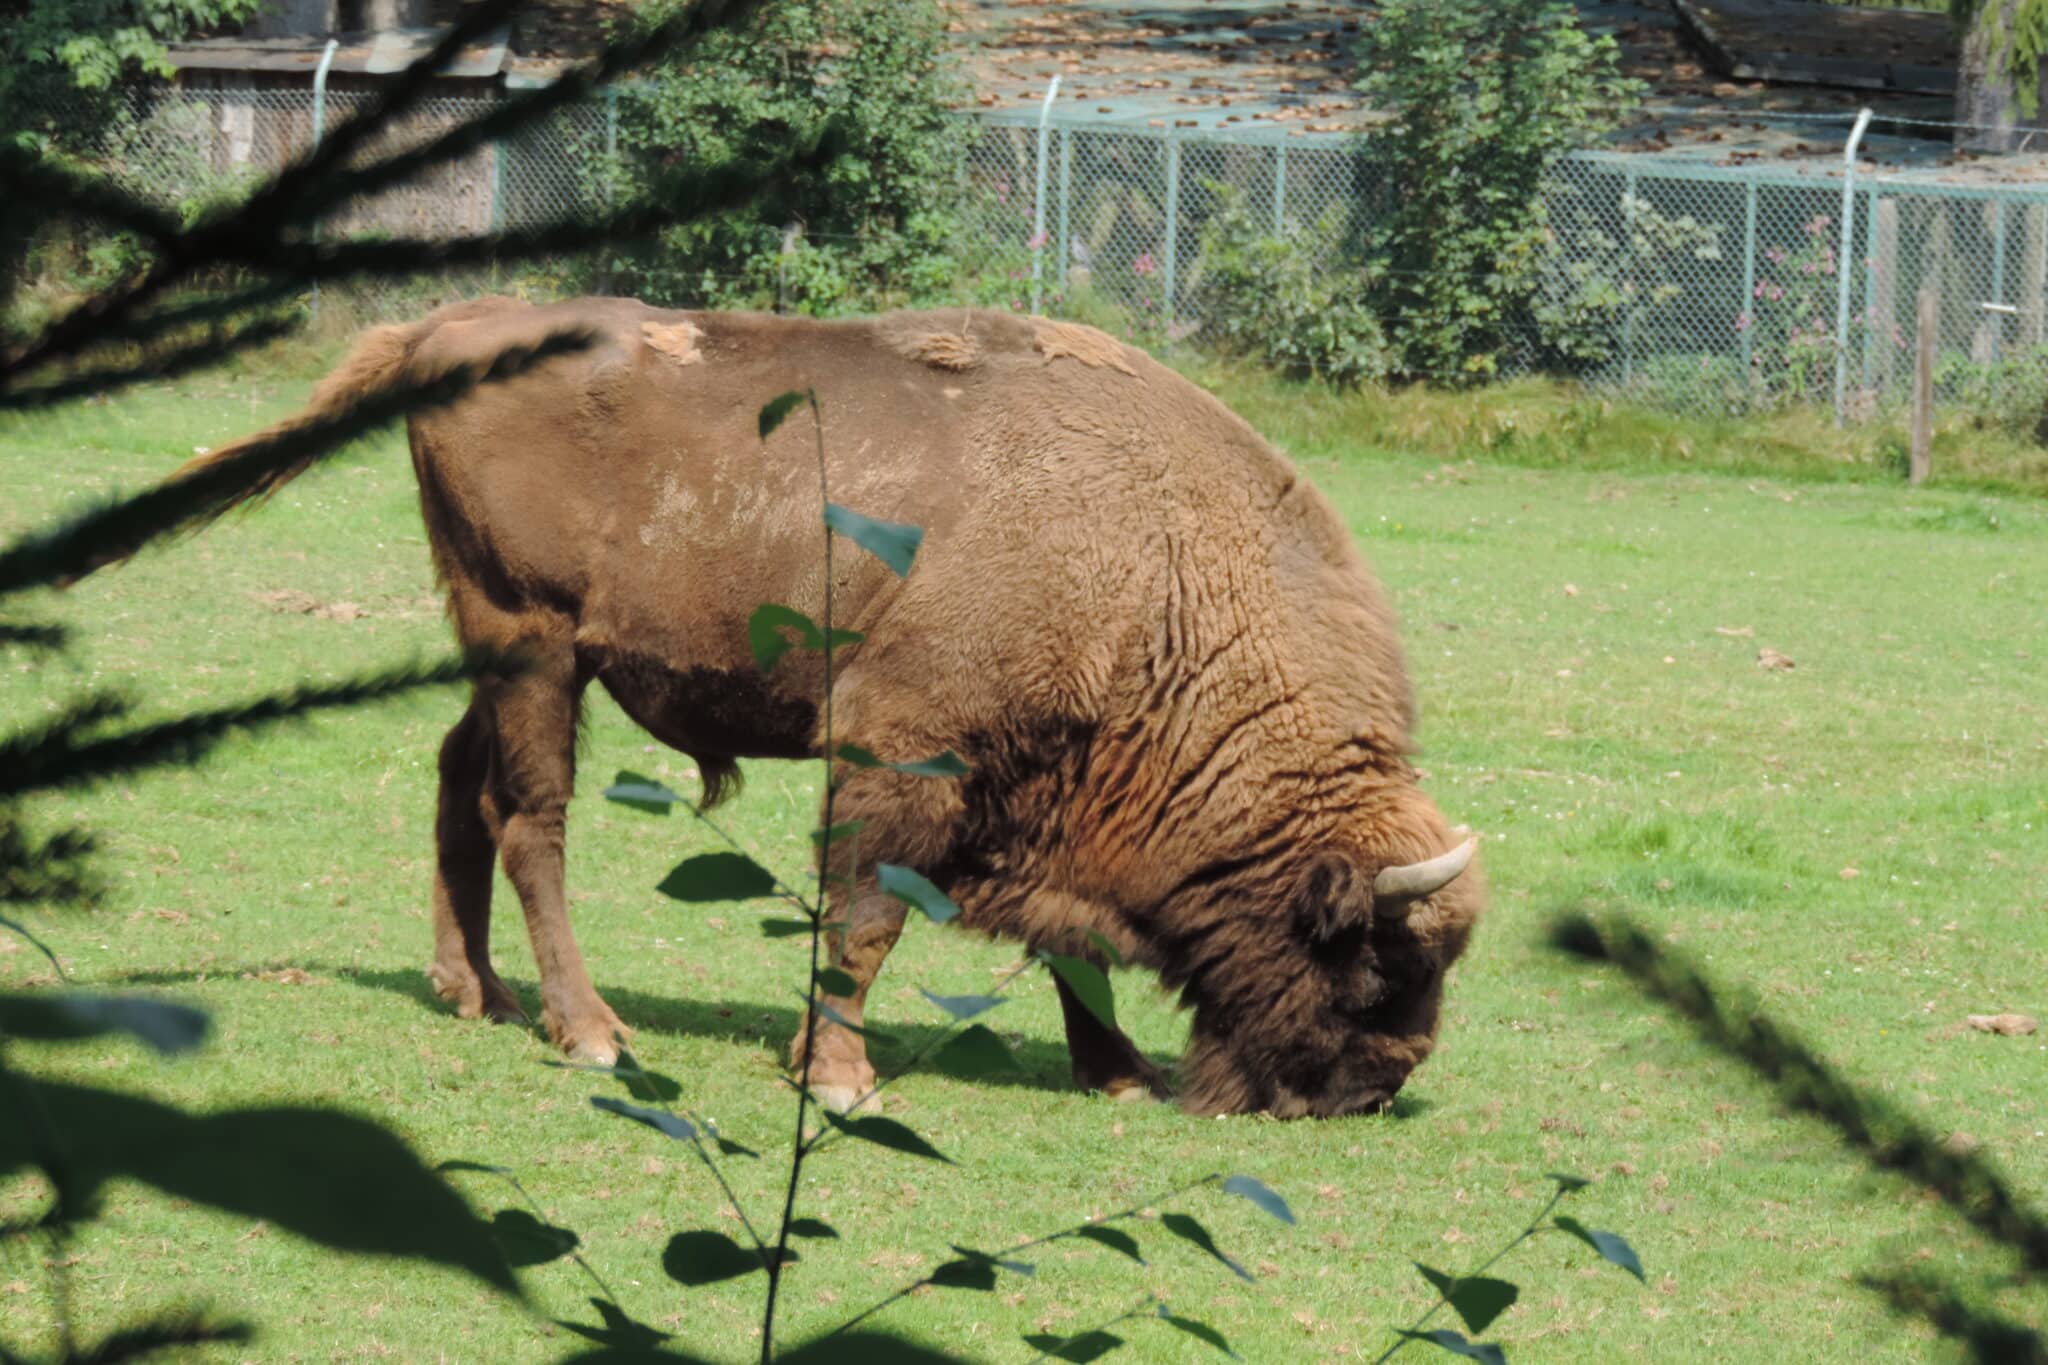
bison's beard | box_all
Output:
[1175,1023,1436,1119]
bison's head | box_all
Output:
[1176,824,1481,1119]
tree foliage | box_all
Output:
[1192,184,1390,385]
[1954,0,2048,142]
[0,4,1657,1352]
[0,4,823,1357]
[0,0,265,134]
[602,0,967,314]
[1352,0,1640,381]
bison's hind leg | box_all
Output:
[482,645,632,1065]
[427,698,526,1024]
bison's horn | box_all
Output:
[1374,836,1478,907]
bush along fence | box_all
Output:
[21,81,2048,427]
[967,110,2048,425]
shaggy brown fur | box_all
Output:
[132,298,1484,1117]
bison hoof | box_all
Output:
[804,1055,880,1114]
[1104,1080,1159,1104]
[812,1082,878,1115]
[428,962,528,1025]
[427,959,473,1007]
[1076,1055,1173,1103]
[547,1006,633,1067]
[566,1035,621,1067]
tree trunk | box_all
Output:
[1956,0,2048,152]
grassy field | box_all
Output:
[2,362,2045,1364]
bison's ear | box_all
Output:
[1292,851,1373,945]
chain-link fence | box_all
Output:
[28,82,2048,426]
[971,112,2048,424]
[22,84,615,320]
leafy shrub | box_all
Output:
[4,95,265,343]
[1192,184,1389,385]
[0,0,264,138]
[1381,1173,1643,1363]
[0,7,853,1356]
[1733,212,1890,407]
[1937,343,2048,441]
[601,0,967,314]
[1352,0,1640,381]
[1530,190,1726,377]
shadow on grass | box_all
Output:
[1387,1092,1435,1119]
[108,962,1141,1099]
[103,962,1447,1121]
[1554,909,2048,1360]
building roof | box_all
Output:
[166,28,507,78]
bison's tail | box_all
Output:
[64,315,436,583]
[166,318,428,524]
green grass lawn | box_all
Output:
[2,365,2045,1363]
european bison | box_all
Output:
[142,298,1482,1117]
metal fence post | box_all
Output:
[1273,144,1286,234]
[1164,135,1181,341]
[1860,187,1879,392]
[1740,179,1757,381]
[1029,76,1060,316]
[1990,197,2008,364]
[604,85,619,207]
[1057,126,1072,304]
[490,138,506,235]
[309,38,338,317]
[1832,107,1873,426]
[1622,168,1637,387]
[2035,205,2048,347]
[74,93,2048,417]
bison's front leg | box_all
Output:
[790,889,907,1112]
[1053,972,1171,1103]
[791,687,966,1110]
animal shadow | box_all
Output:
[104,963,1442,1119]
[333,965,1110,1098]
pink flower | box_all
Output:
[995,180,1010,205]
[1765,247,1786,264]
[1134,251,1158,277]
[1735,312,1752,332]
[1026,231,1047,250]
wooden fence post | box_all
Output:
[1911,286,1936,485]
